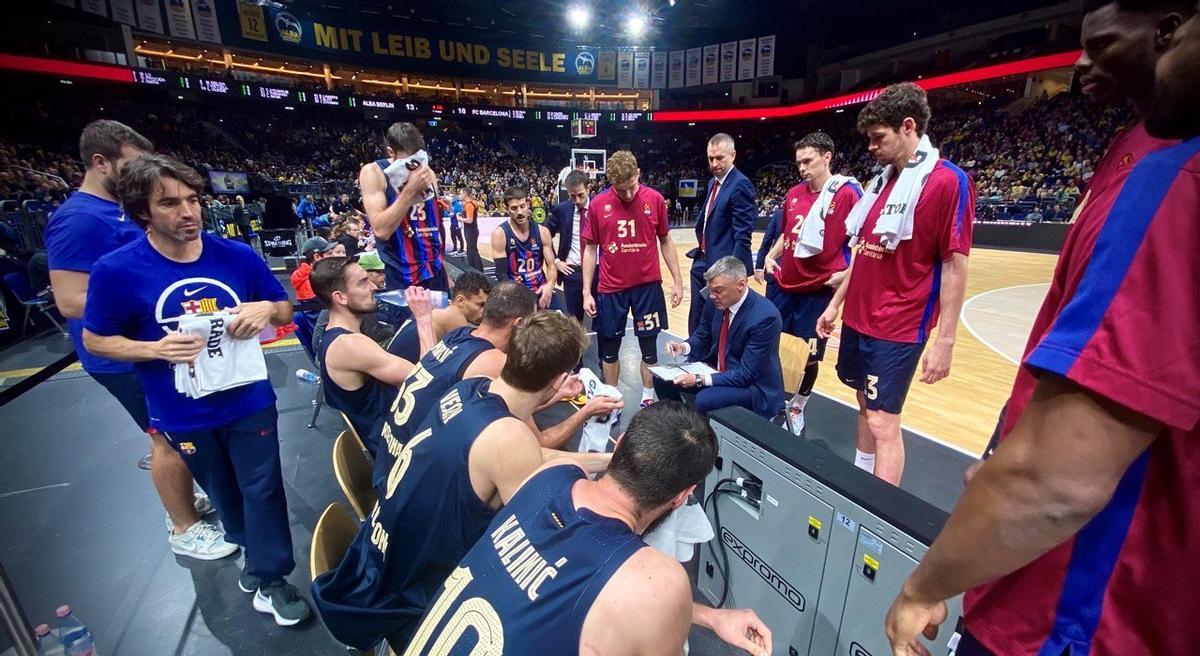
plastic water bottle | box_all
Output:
[295,369,320,384]
[35,623,65,656]
[375,289,450,309]
[54,606,97,656]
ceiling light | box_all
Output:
[567,6,590,30]
[626,13,647,38]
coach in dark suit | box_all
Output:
[546,170,596,322]
[689,133,757,332]
[658,256,784,418]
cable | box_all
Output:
[701,477,743,609]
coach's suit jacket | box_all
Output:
[686,288,785,418]
[546,200,580,263]
[696,167,757,273]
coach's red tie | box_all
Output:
[700,180,719,253]
[717,309,731,372]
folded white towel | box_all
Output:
[643,500,715,562]
[576,368,622,453]
[173,313,268,399]
[845,133,940,252]
[794,174,860,258]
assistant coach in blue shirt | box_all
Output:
[660,256,784,418]
[690,133,757,332]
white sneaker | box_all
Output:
[168,521,239,560]
[165,493,217,531]
[787,406,805,437]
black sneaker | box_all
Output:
[238,568,262,594]
[253,579,311,626]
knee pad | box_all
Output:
[637,334,658,364]
[599,336,622,363]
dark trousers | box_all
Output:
[652,376,756,415]
[165,405,295,579]
[463,223,483,272]
[450,225,464,252]
[91,370,151,432]
[688,258,708,333]
[560,263,597,324]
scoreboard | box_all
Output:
[133,68,651,123]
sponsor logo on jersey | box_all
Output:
[603,204,612,212]
[179,442,197,455]
[606,242,619,254]
[643,203,652,215]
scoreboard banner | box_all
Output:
[220,2,611,85]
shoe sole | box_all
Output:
[170,542,239,561]
[238,579,258,594]
[253,591,308,626]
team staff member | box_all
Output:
[582,151,684,408]
[386,271,491,363]
[547,169,596,322]
[360,122,448,292]
[44,120,223,558]
[312,313,608,651]
[763,132,862,435]
[753,207,782,291]
[460,189,484,272]
[886,8,1200,653]
[661,257,784,418]
[83,155,309,626]
[311,257,434,458]
[689,133,756,332]
[405,402,771,656]
[489,186,558,310]
[817,83,975,485]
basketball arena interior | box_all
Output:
[1,1,1197,655]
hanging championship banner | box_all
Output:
[617,50,634,88]
[597,51,616,81]
[685,47,701,87]
[633,51,650,89]
[191,0,223,43]
[650,51,667,89]
[756,35,776,78]
[136,0,165,34]
[738,38,756,80]
[720,41,737,82]
[702,44,718,85]
[668,50,684,89]
[110,0,136,24]
[165,0,197,40]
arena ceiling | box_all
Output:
[273,0,1060,55]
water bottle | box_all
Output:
[54,606,97,656]
[35,623,65,656]
[295,369,320,384]
[376,289,450,309]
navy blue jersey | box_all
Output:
[312,377,510,650]
[500,221,546,290]
[319,327,397,458]
[385,318,420,364]
[373,326,493,490]
[375,159,444,289]
[84,233,287,433]
[404,465,645,655]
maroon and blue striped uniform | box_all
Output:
[500,221,547,291]
[375,158,444,289]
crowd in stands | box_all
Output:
[1,87,1133,227]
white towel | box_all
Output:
[643,500,715,562]
[383,149,437,202]
[845,134,939,252]
[794,174,860,258]
[575,368,622,453]
[173,313,268,399]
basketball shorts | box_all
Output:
[596,281,667,339]
[771,286,834,360]
[835,325,924,414]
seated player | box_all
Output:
[660,256,785,419]
[311,313,610,651]
[490,185,558,310]
[386,271,492,363]
[404,401,773,656]
[310,257,434,457]
[581,151,685,408]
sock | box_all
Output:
[642,386,656,400]
[854,449,876,473]
[790,391,810,413]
